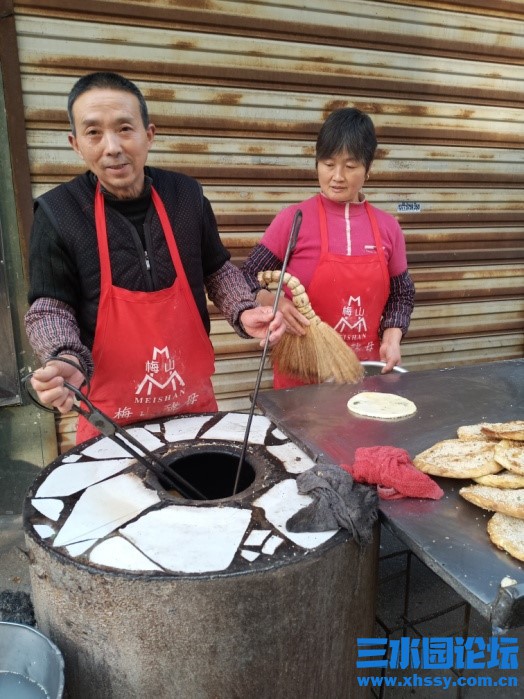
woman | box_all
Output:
[242,107,415,389]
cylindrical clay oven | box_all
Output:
[24,412,378,699]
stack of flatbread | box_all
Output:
[413,421,524,561]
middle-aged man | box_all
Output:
[25,71,285,443]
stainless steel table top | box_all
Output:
[256,359,524,629]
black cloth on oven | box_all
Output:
[285,463,378,545]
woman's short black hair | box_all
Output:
[316,108,377,171]
[67,72,150,134]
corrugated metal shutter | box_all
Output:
[11,0,524,448]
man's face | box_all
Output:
[68,88,155,199]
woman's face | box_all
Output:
[316,151,368,203]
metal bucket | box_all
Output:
[0,622,64,698]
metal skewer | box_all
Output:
[233,209,303,495]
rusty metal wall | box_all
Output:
[10,0,524,447]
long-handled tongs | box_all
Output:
[23,357,206,500]
[233,209,303,494]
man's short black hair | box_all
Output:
[67,72,150,134]
[316,108,377,172]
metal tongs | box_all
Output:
[23,357,206,500]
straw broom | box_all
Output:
[258,270,364,384]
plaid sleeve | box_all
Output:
[380,270,415,337]
[205,261,258,338]
[241,244,282,292]
[25,297,94,377]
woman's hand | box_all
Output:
[29,354,85,413]
[256,289,309,336]
[379,328,403,373]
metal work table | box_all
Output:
[255,359,524,630]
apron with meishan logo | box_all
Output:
[273,194,390,389]
[76,183,217,443]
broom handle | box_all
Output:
[233,209,303,495]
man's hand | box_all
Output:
[256,289,309,336]
[240,307,287,347]
[30,354,85,413]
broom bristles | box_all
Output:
[258,269,365,384]
[271,325,320,382]
[272,318,364,384]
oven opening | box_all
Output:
[162,446,256,500]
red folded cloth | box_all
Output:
[341,446,444,501]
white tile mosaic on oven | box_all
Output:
[89,536,162,571]
[31,498,64,521]
[253,479,338,549]
[35,459,134,498]
[33,524,55,539]
[65,540,99,556]
[243,529,271,547]
[53,473,160,548]
[202,413,271,445]
[241,549,260,562]
[163,414,211,442]
[271,428,288,441]
[27,413,342,575]
[266,442,315,474]
[120,505,252,573]
[261,534,284,555]
[80,428,164,459]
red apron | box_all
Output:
[76,184,217,443]
[274,194,390,389]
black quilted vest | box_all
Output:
[35,168,209,345]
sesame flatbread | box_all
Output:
[457,423,500,441]
[459,485,524,519]
[347,392,417,420]
[494,440,524,475]
[475,471,524,489]
[413,439,501,478]
[481,421,524,441]
[487,512,524,562]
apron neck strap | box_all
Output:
[150,186,187,282]
[94,182,189,288]
[316,194,329,254]
[363,201,390,290]
[316,193,389,288]
[94,182,112,284]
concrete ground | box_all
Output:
[0,515,31,596]
[1,514,522,697]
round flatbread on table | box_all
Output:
[494,439,524,475]
[459,484,524,519]
[475,471,524,489]
[347,391,417,420]
[457,423,500,441]
[482,421,524,441]
[413,439,501,478]
[487,512,524,562]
